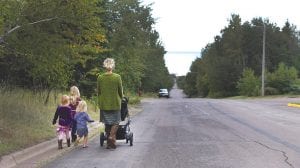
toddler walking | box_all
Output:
[52,95,72,149]
[74,100,94,148]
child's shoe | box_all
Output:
[58,140,63,149]
[67,139,71,147]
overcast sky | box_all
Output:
[141,0,300,76]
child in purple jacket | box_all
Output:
[52,95,72,149]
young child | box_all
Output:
[74,100,94,148]
[52,95,72,149]
[69,86,81,142]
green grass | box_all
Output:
[123,91,159,104]
[0,88,56,156]
[141,92,157,98]
[85,97,100,121]
[124,92,141,105]
[225,96,250,99]
[0,88,99,156]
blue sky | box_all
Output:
[142,0,300,76]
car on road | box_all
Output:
[158,89,170,98]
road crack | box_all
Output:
[254,141,294,168]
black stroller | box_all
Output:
[100,97,133,146]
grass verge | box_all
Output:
[0,88,99,156]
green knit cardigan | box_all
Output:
[97,73,123,110]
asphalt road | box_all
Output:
[44,87,300,168]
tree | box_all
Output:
[183,58,202,97]
[103,0,172,93]
[0,0,106,95]
[182,14,300,98]
[201,14,244,97]
[196,72,209,97]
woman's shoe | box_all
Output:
[106,138,112,149]
[107,137,116,149]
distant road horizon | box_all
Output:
[165,52,200,76]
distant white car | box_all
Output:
[158,89,170,98]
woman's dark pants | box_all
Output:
[71,120,77,142]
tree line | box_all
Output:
[0,0,174,98]
[179,14,300,98]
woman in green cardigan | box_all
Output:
[97,58,123,149]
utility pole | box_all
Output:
[261,24,266,96]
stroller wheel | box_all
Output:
[100,132,105,147]
[126,132,130,144]
[129,132,133,146]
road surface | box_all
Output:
[44,88,300,168]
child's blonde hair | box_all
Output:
[61,95,69,105]
[70,86,80,105]
[76,100,87,112]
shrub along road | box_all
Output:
[44,88,300,168]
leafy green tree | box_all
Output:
[184,72,198,97]
[183,58,203,97]
[103,0,172,93]
[182,14,300,98]
[0,0,106,96]
[201,14,244,97]
[142,41,173,92]
[241,19,264,75]
[176,76,185,89]
[190,57,209,97]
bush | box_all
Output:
[265,87,280,95]
[237,68,260,96]
[208,91,226,98]
[289,85,300,95]
[267,63,298,94]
